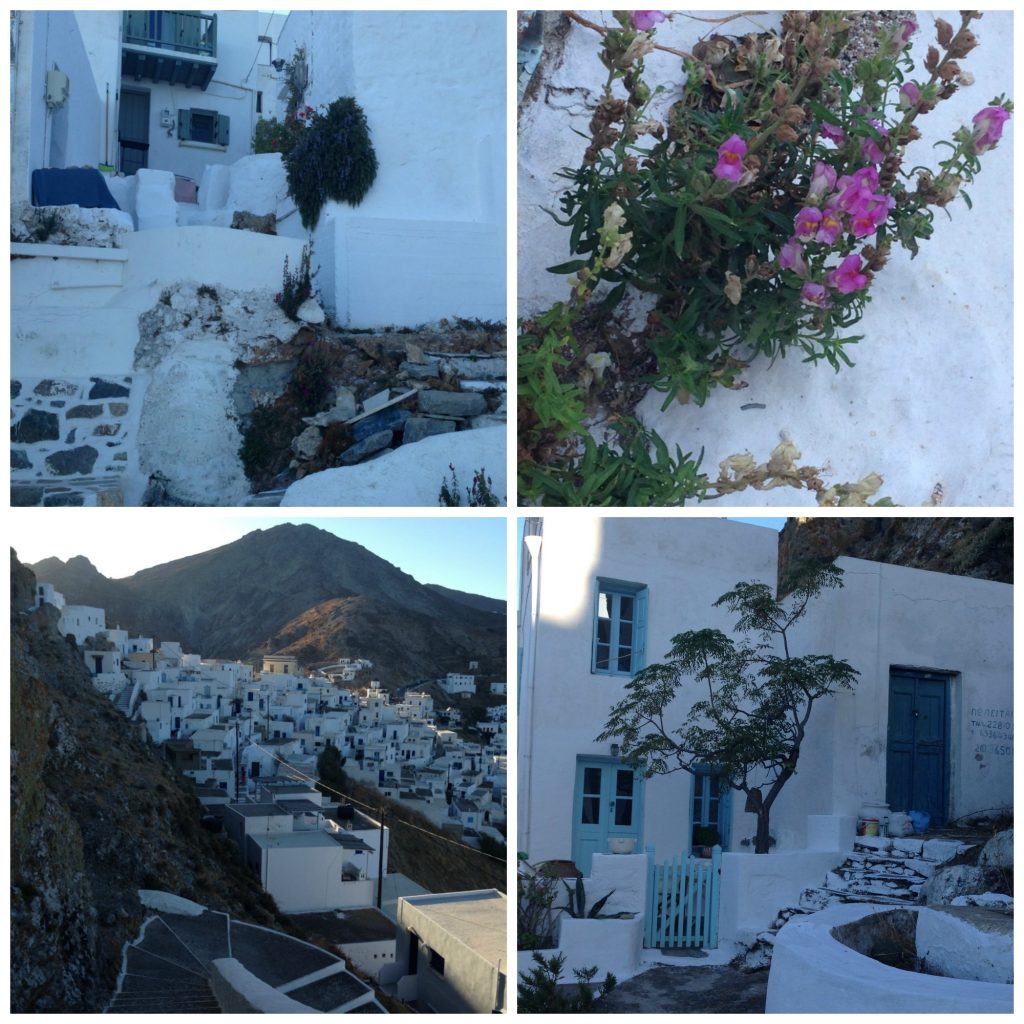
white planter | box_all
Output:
[608,837,636,854]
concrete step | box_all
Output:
[161,911,231,967]
[135,916,211,976]
[229,920,338,988]
[124,945,208,983]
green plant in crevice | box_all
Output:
[285,97,378,230]
[545,10,1011,407]
[276,244,315,320]
[438,465,502,507]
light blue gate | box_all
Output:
[645,847,721,949]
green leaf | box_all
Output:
[672,204,687,259]
[545,259,589,275]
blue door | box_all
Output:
[571,758,643,875]
[886,670,950,825]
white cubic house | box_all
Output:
[518,517,1012,968]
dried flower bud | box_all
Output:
[937,60,961,82]
[924,46,940,72]
[623,156,638,174]
[813,56,840,80]
[723,272,742,305]
[948,29,978,58]
[782,104,807,125]
[772,80,790,109]
[956,70,975,87]
[782,11,809,33]
[935,17,954,48]
[774,124,799,144]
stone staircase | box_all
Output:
[106,908,378,1013]
[741,835,972,970]
[113,682,136,716]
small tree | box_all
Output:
[598,564,858,854]
[316,738,347,798]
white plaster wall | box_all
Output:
[766,903,1013,1012]
[718,849,848,945]
[519,518,778,864]
[519,11,1013,506]
[273,11,506,326]
[803,558,1013,823]
[263,843,346,913]
[73,11,121,168]
[556,916,644,981]
[9,11,118,201]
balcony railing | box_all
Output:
[122,11,217,58]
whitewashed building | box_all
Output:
[519,518,1013,946]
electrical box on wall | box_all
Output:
[45,69,69,109]
[160,108,174,128]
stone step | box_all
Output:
[108,992,221,1013]
[124,945,209,983]
[134,916,211,976]
[160,910,231,967]
[229,920,338,989]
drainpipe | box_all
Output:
[518,527,543,858]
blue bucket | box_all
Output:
[908,809,931,833]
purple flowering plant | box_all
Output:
[543,10,1012,406]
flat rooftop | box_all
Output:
[249,831,340,850]
[401,890,506,969]
[227,802,291,818]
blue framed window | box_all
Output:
[691,766,730,849]
[592,578,648,675]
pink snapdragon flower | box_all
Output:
[826,253,869,294]
[898,82,921,111]
[815,204,844,246]
[778,239,808,277]
[793,206,823,241]
[713,134,748,182]
[807,161,837,202]
[820,122,846,145]
[801,282,832,308]
[631,11,666,32]
[861,121,888,164]
[848,198,889,239]
[900,19,918,43]
[972,106,1011,152]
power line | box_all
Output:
[243,12,276,84]
[249,743,507,866]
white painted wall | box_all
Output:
[520,520,1013,888]
[271,10,506,325]
[518,518,778,864]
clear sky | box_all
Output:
[11,513,507,601]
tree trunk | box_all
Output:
[754,807,772,854]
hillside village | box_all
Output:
[30,578,507,1013]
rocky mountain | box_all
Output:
[10,552,297,1012]
[425,582,505,616]
[778,517,1012,590]
[30,523,505,683]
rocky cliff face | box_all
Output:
[10,552,295,1012]
[778,517,1012,590]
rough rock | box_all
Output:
[977,830,1013,870]
[89,378,131,400]
[403,416,456,444]
[417,389,487,417]
[11,201,134,248]
[296,298,325,325]
[921,864,994,905]
[352,408,410,442]
[231,210,277,235]
[45,446,99,476]
[12,409,60,444]
[291,425,323,461]
[338,429,394,465]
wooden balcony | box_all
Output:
[121,11,217,90]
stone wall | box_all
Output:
[11,376,135,506]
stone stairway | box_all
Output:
[113,682,135,716]
[741,835,971,970]
[106,908,377,1013]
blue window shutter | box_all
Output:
[215,113,230,146]
[177,110,190,140]
[633,587,648,671]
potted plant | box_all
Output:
[692,825,721,858]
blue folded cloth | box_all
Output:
[31,167,120,209]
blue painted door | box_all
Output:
[571,758,643,875]
[886,670,949,824]
[690,768,731,850]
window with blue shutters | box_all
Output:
[691,765,730,849]
[178,108,230,145]
[592,578,648,675]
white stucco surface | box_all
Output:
[556,915,645,981]
[518,11,1013,506]
[280,426,507,507]
[766,903,1012,1012]
[137,890,206,916]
